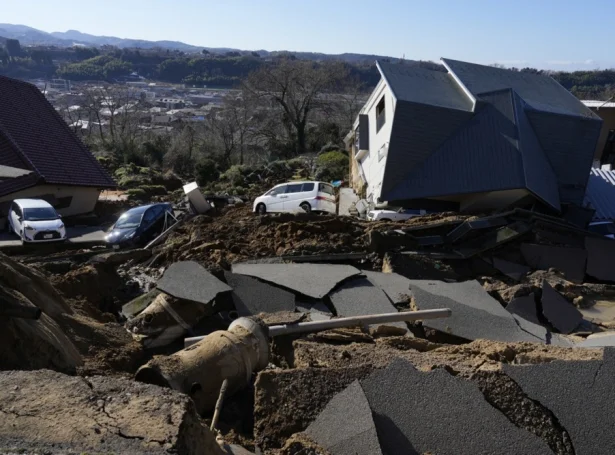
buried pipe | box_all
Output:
[135,317,269,414]
[210,379,229,432]
[137,309,450,414]
[184,308,452,348]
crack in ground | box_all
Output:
[468,370,576,455]
[590,361,603,388]
[95,398,167,446]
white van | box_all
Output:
[253,181,336,215]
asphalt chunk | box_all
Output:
[585,236,615,282]
[577,332,615,347]
[363,270,413,305]
[504,349,615,455]
[360,358,552,455]
[157,261,231,305]
[231,263,361,299]
[541,281,583,334]
[409,280,542,343]
[513,314,574,347]
[329,277,407,333]
[492,257,530,281]
[305,380,382,455]
[506,293,541,325]
[224,272,295,316]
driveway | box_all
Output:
[0,226,106,250]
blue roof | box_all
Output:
[584,168,615,221]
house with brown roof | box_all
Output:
[0,75,116,228]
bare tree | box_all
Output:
[243,59,348,155]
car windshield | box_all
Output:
[23,207,59,221]
[115,213,143,229]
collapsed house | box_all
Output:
[345,59,602,213]
[0,75,116,229]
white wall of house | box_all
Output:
[353,78,396,204]
[0,185,101,229]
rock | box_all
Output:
[0,369,224,455]
[88,249,152,266]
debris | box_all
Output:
[541,281,583,334]
[136,317,269,414]
[585,236,615,282]
[0,369,225,455]
[184,181,212,214]
[504,349,615,455]
[157,261,232,304]
[231,263,361,299]
[224,271,296,316]
[305,380,382,455]
[121,289,160,319]
[329,277,407,334]
[521,243,587,283]
[88,248,152,265]
[359,359,552,454]
[506,293,541,325]
[492,257,530,281]
[409,280,543,343]
[362,270,413,305]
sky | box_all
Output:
[3,0,615,71]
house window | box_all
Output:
[376,96,386,132]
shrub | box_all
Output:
[139,185,168,196]
[126,188,147,201]
[195,159,220,185]
[315,151,349,182]
[220,165,247,187]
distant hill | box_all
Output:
[0,23,398,63]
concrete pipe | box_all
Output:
[135,317,269,414]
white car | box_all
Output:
[253,181,337,215]
[7,199,66,244]
[367,208,427,221]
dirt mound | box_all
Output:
[155,206,371,269]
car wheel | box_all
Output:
[256,203,267,215]
[300,202,311,213]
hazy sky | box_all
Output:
[3,0,614,70]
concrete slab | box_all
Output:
[506,293,541,325]
[577,332,615,347]
[521,243,587,283]
[504,349,615,455]
[157,261,231,305]
[361,358,552,455]
[541,281,583,334]
[231,263,361,299]
[363,271,412,305]
[224,272,295,316]
[329,277,407,333]
[585,237,615,282]
[492,257,530,281]
[409,280,542,343]
[306,380,382,455]
[338,188,360,217]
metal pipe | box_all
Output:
[210,379,229,432]
[184,309,451,348]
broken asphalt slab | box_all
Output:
[362,270,413,305]
[506,293,541,325]
[231,263,361,299]
[0,369,224,455]
[585,236,615,282]
[296,300,333,321]
[329,277,407,333]
[157,261,232,305]
[360,358,552,454]
[512,314,574,347]
[521,243,587,283]
[541,281,583,334]
[492,257,530,281]
[224,271,296,316]
[305,380,382,455]
[504,349,615,455]
[409,280,544,343]
[577,332,615,347]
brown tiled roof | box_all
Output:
[0,75,116,197]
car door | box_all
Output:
[266,185,288,212]
[283,183,304,211]
[139,208,157,243]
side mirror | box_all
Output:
[58,214,62,218]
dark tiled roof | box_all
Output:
[377,61,473,111]
[441,58,600,119]
[0,75,116,196]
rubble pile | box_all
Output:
[4,204,615,454]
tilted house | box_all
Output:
[346,59,602,212]
[0,75,116,228]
